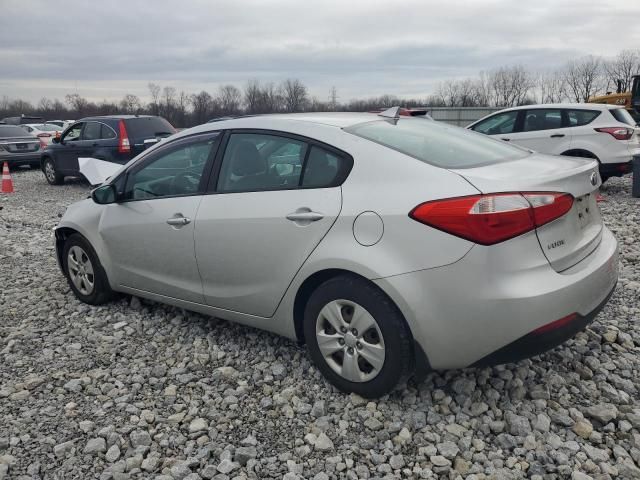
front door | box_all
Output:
[56,122,87,174]
[98,133,219,303]
[194,131,347,317]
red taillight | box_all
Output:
[36,133,51,138]
[118,120,131,153]
[594,127,633,140]
[532,313,578,335]
[410,192,574,245]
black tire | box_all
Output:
[62,233,115,305]
[43,157,64,185]
[303,274,414,398]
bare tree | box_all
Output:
[37,97,53,113]
[280,79,308,112]
[190,90,213,125]
[604,49,640,92]
[217,85,242,115]
[537,71,566,103]
[563,56,604,102]
[119,94,141,114]
[65,93,89,116]
[488,65,535,107]
[244,80,262,114]
[148,82,161,115]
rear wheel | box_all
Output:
[63,234,115,305]
[43,157,63,185]
[303,274,413,398]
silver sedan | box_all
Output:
[54,110,618,397]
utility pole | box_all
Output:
[328,86,339,111]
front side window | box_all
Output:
[522,109,563,131]
[217,133,307,192]
[125,137,217,200]
[63,123,83,142]
[471,111,518,135]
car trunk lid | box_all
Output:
[451,153,603,272]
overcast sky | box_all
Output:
[1,0,639,104]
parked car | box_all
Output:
[45,120,75,130]
[19,123,61,145]
[467,103,639,181]
[0,124,43,168]
[54,111,618,397]
[2,115,45,125]
[41,115,176,185]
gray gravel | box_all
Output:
[1,168,639,480]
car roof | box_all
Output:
[202,112,381,129]
[79,115,158,121]
[500,103,621,112]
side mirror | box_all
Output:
[91,184,117,205]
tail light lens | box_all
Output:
[36,133,51,138]
[118,120,131,153]
[594,127,633,140]
[410,192,574,245]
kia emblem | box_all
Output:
[590,172,598,186]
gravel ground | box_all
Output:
[1,168,639,480]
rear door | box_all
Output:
[194,131,349,317]
[509,108,570,154]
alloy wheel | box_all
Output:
[45,161,56,182]
[67,245,95,295]
[315,299,386,382]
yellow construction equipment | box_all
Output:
[588,75,640,122]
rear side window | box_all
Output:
[124,117,176,139]
[83,122,101,141]
[346,119,528,169]
[610,108,636,126]
[101,123,117,139]
[302,146,341,188]
[567,110,600,127]
[523,109,562,131]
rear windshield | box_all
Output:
[124,117,176,139]
[610,108,637,126]
[0,125,30,137]
[345,118,529,168]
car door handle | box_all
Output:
[166,216,191,226]
[550,134,565,138]
[501,138,511,141]
[286,211,324,222]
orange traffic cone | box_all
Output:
[1,162,14,193]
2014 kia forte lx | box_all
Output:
[54,110,618,398]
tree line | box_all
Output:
[1,49,638,128]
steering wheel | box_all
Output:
[171,170,202,195]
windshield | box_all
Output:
[345,118,529,168]
[0,125,31,137]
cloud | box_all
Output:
[1,0,638,102]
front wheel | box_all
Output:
[62,234,115,305]
[43,157,64,185]
[303,275,414,398]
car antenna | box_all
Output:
[378,106,401,124]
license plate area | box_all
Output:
[574,193,593,229]
[16,143,27,150]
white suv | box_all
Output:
[468,103,640,181]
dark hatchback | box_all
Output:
[0,125,43,168]
[41,115,175,185]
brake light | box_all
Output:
[594,127,633,140]
[36,133,51,138]
[118,120,131,153]
[410,192,574,245]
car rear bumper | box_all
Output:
[0,152,41,166]
[374,227,618,370]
